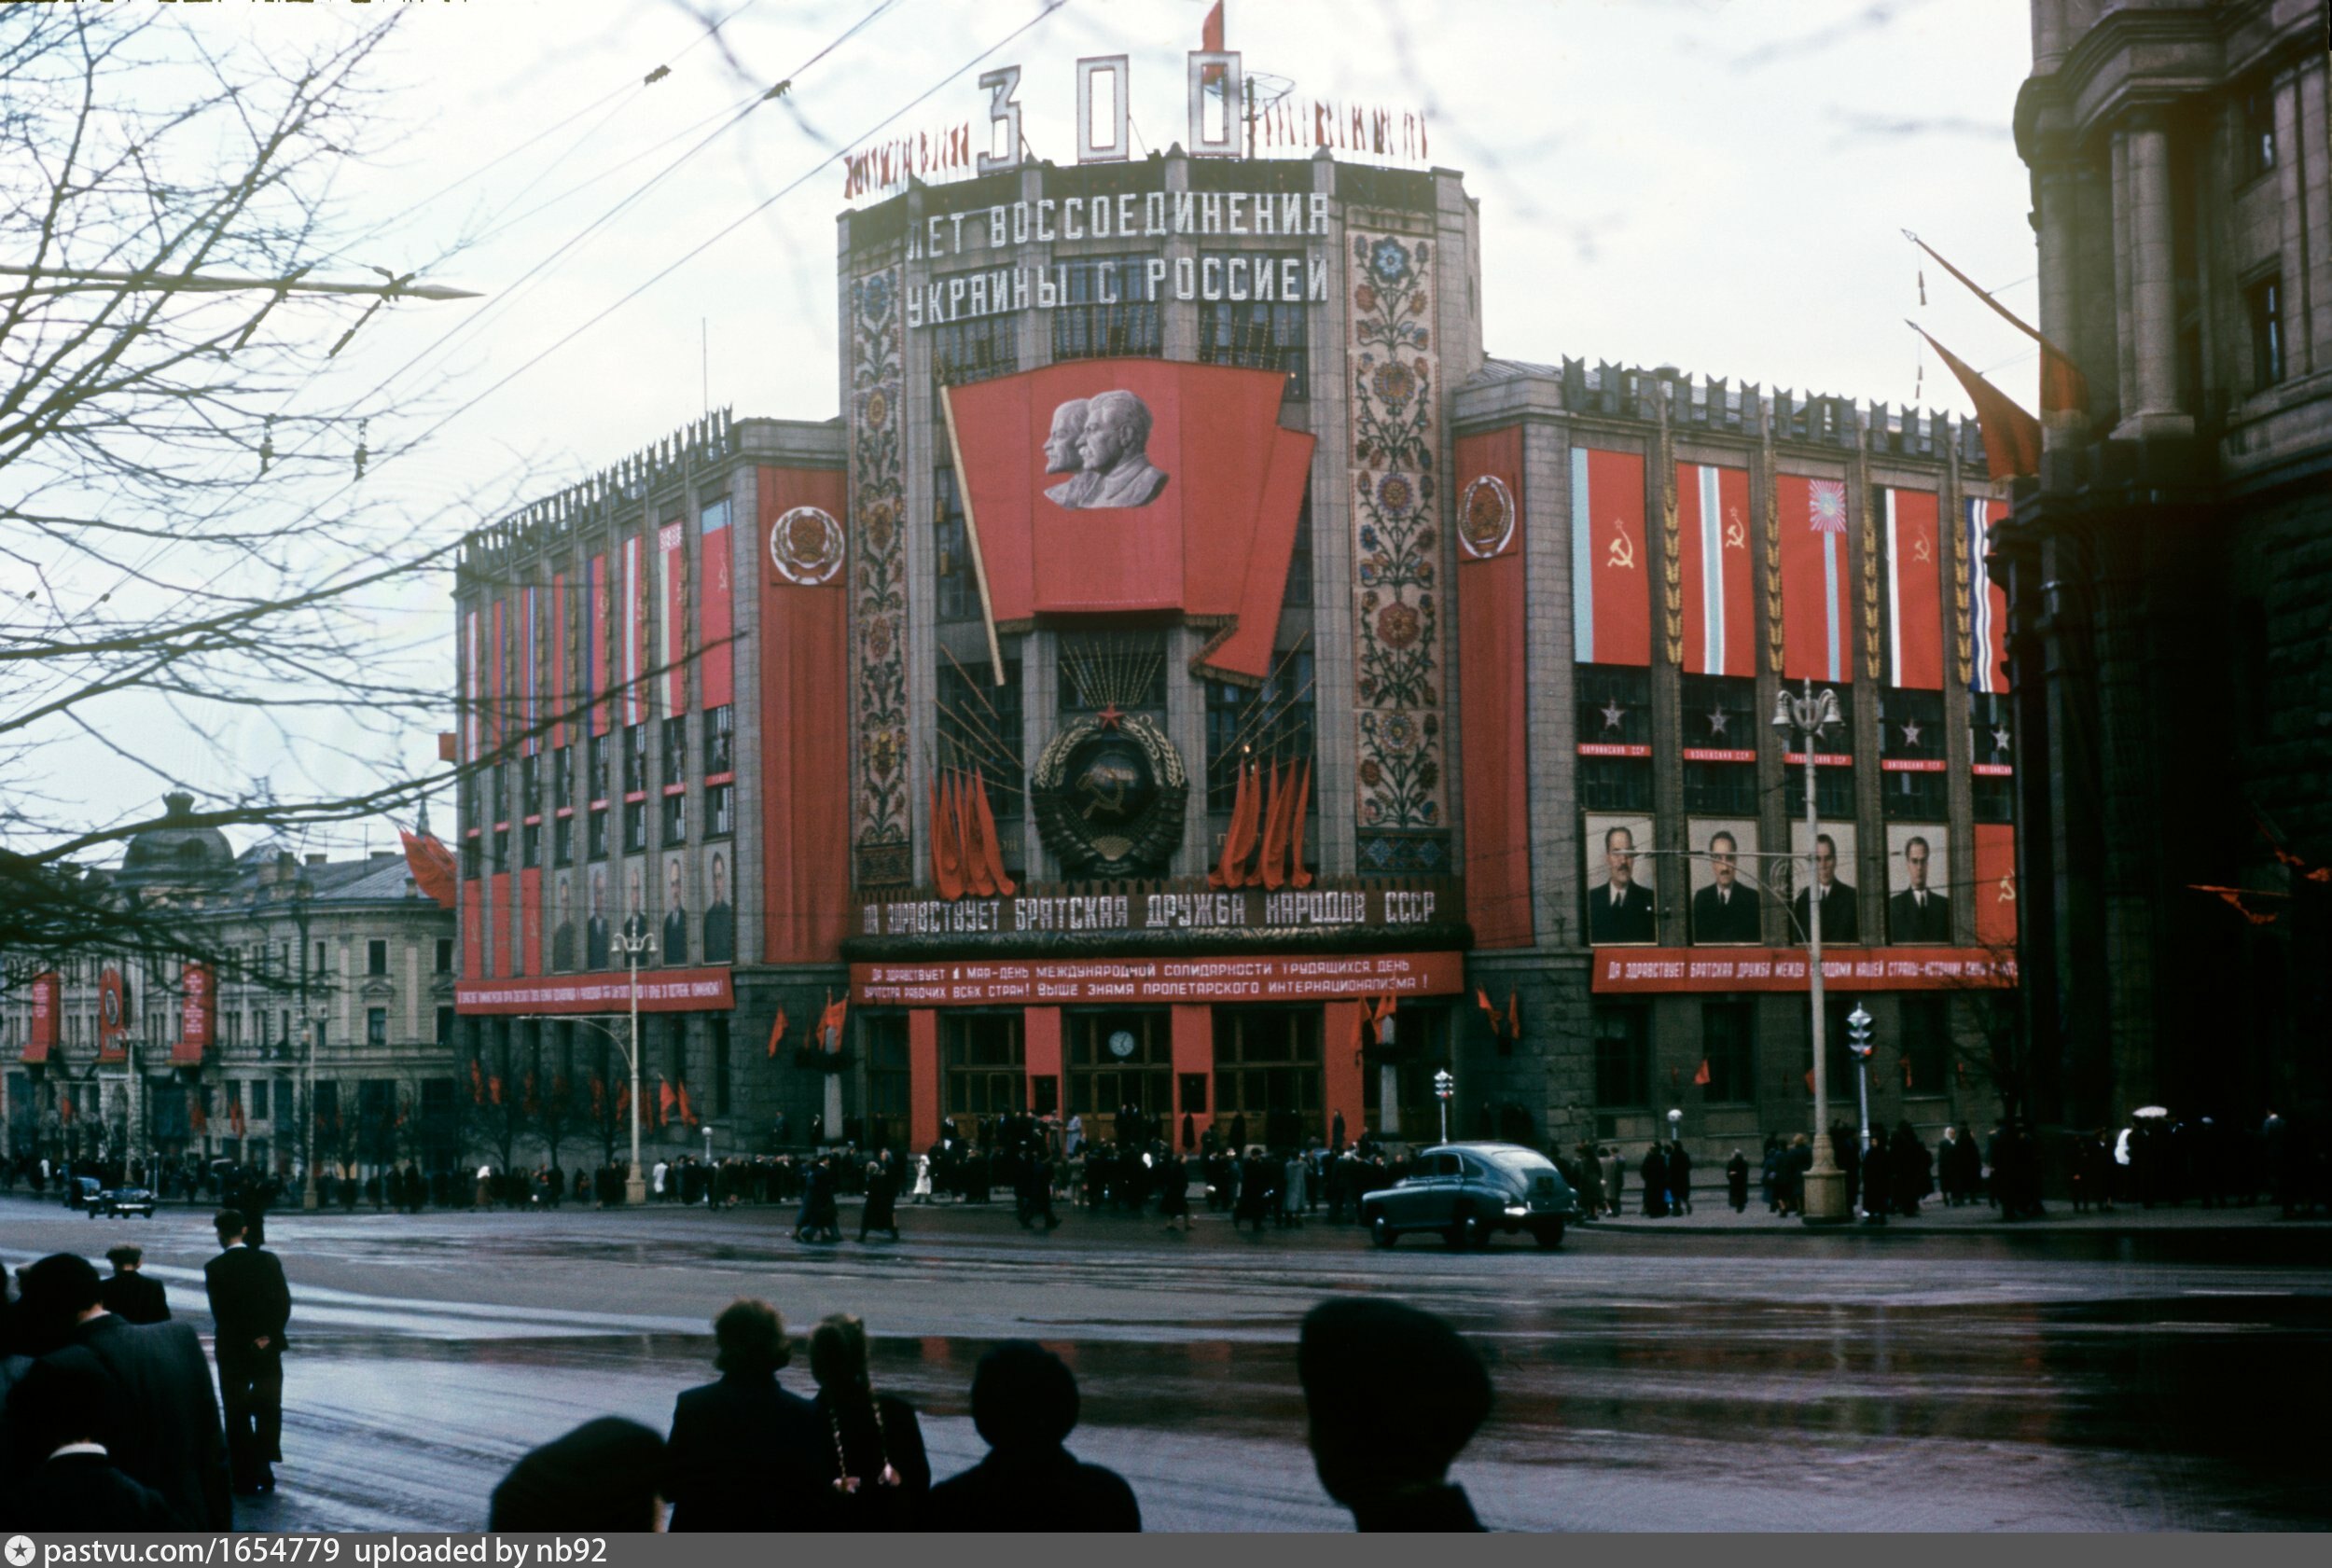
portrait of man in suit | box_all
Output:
[1791,830,1860,943]
[661,854,689,965]
[1690,826,1763,945]
[1888,830,1953,943]
[702,849,734,964]
[1046,389,1169,510]
[550,872,576,971]
[1042,397,1095,508]
[1588,819,1658,944]
[585,866,609,970]
[623,861,648,949]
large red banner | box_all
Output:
[1570,447,1649,666]
[462,874,484,981]
[659,518,687,715]
[942,360,1312,682]
[1966,497,2010,694]
[23,971,59,1062]
[1885,488,1943,689]
[96,967,128,1063]
[1779,474,1851,682]
[588,552,610,738]
[701,497,734,711]
[851,951,1464,1007]
[456,966,737,1016]
[1454,427,1532,948]
[1590,946,2016,993]
[1678,461,1754,677]
[551,572,568,749]
[1973,823,2018,948]
[759,465,851,963]
[490,597,505,756]
[491,871,512,978]
[176,962,215,1064]
[623,534,647,729]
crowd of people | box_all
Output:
[1,1221,1501,1533]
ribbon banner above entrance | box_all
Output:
[852,951,1464,1006]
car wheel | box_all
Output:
[1447,1208,1484,1250]
[1534,1219,1565,1249]
[1370,1214,1397,1248]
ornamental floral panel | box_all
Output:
[1348,231,1448,872]
[850,269,911,886]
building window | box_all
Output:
[553,815,575,867]
[1058,630,1168,717]
[552,745,574,809]
[866,1016,909,1151]
[521,822,541,868]
[1205,651,1314,812]
[623,799,647,853]
[2241,82,2277,179]
[1577,665,1652,748]
[1591,1004,1649,1109]
[2248,274,2285,390]
[587,735,609,801]
[492,826,509,874]
[1211,1008,1322,1148]
[704,705,734,776]
[622,725,647,795]
[462,837,482,880]
[1282,491,1313,609]
[707,1016,732,1117]
[1684,760,1756,815]
[520,755,541,817]
[935,464,977,623]
[1199,262,1309,398]
[1899,997,1949,1095]
[937,657,1024,825]
[366,1007,387,1047]
[661,792,687,847]
[705,784,734,839]
[930,274,1020,397]
[367,939,389,977]
[1782,685,1856,821]
[660,717,687,784]
[436,1004,454,1044]
[435,938,453,975]
[1700,1001,1755,1103]
[1052,256,1161,361]
[588,808,609,860]
[1881,687,1947,820]
[490,764,507,823]
[942,1013,1026,1117]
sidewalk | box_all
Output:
[1583,1188,2326,1236]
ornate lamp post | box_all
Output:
[616,916,654,1205]
[294,878,321,1210]
[1772,678,1849,1225]
[1847,1003,1875,1219]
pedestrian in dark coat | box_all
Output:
[1298,1298,1489,1531]
[492,1418,666,1532]
[1233,1152,1275,1232]
[1667,1142,1694,1214]
[925,1342,1139,1532]
[661,1300,824,1530]
[14,1254,231,1529]
[1157,1151,1191,1232]
[204,1209,291,1496]
[807,1314,929,1530]
[1860,1127,1891,1224]
[2,1357,184,1527]
[100,1246,169,1325]
[857,1158,899,1242]
[1891,1121,1930,1217]
[1639,1145,1669,1216]
[1726,1150,1750,1213]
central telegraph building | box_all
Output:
[453,55,2016,1160]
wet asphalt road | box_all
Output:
[7,1195,2329,1532]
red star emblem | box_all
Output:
[1096,703,1125,729]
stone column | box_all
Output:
[2116,112,2192,440]
[2034,161,2089,448]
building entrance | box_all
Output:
[1066,1009,1172,1145]
[942,1012,1025,1126]
[1212,1006,1322,1152]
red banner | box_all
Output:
[1590,946,2017,993]
[701,497,734,711]
[1678,462,1754,677]
[1455,427,1532,948]
[456,966,738,1016]
[759,466,851,964]
[521,867,543,978]
[96,967,129,1062]
[943,360,1313,682]
[23,971,59,1062]
[463,875,484,981]
[176,962,215,1065]
[659,518,687,715]
[588,551,610,739]
[1967,497,2010,695]
[623,534,647,730]
[1885,488,1943,689]
[1779,474,1851,682]
[1973,823,2018,948]
[1570,447,1649,666]
[551,572,569,749]
[490,596,506,756]
[491,871,512,978]
[464,608,480,762]
[851,951,1465,1007]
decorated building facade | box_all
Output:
[452,101,2034,1164]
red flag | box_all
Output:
[616,1084,631,1124]
[590,1076,607,1121]
[1201,0,1226,85]
[1911,325,2041,482]
[1474,986,1497,1029]
[1573,448,1650,667]
[523,1072,539,1117]
[489,1075,504,1108]
[960,770,998,898]
[1901,1055,1914,1089]
[1804,1070,1815,1093]
[767,1006,788,1058]
[931,772,964,900]
[1693,1059,1713,1087]
[190,1093,206,1133]
[971,767,1018,896]
[1209,761,1256,889]
[1505,991,1520,1041]
[470,1058,485,1104]
[1258,762,1293,890]
[658,1077,676,1127]
[1778,475,1851,683]
[1905,231,2089,417]
[1675,462,1755,677]
[1288,758,1312,888]
[401,827,458,909]
[229,1098,245,1137]
[675,1080,698,1127]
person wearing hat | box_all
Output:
[924,1341,1140,1532]
[490,1418,666,1532]
[205,1208,292,1496]
[12,1252,231,1528]
[3,1356,183,1526]
[101,1244,170,1325]
[1298,1298,1491,1531]
[661,1298,825,1530]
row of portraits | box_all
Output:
[542,848,736,970]
[1585,815,1957,947]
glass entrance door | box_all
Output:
[1212,1006,1322,1153]
[941,1012,1025,1132]
[1066,1010,1173,1145]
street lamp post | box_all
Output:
[294,880,321,1210]
[1433,1068,1454,1145]
[617,918,654,1206]
[1847,1003,1875,1219]
[1772,678,1849,1224]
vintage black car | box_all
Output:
[94,1186,158,1219]
[1360,1142,1577,1249]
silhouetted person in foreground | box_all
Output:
[925,1341,1140,1532]
[490,1418,666,1532]
[808,1313,929,1530]
[3,1356,183,1527]
[100,1245,169,1325]
[661,1299,824,1530]
[1299,1298,1491,1531]
[205,1208,291,1495]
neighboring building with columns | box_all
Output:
[1998,0,2331,1129]
[452,130,2025,1167]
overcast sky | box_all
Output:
[39,0,2045,857]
